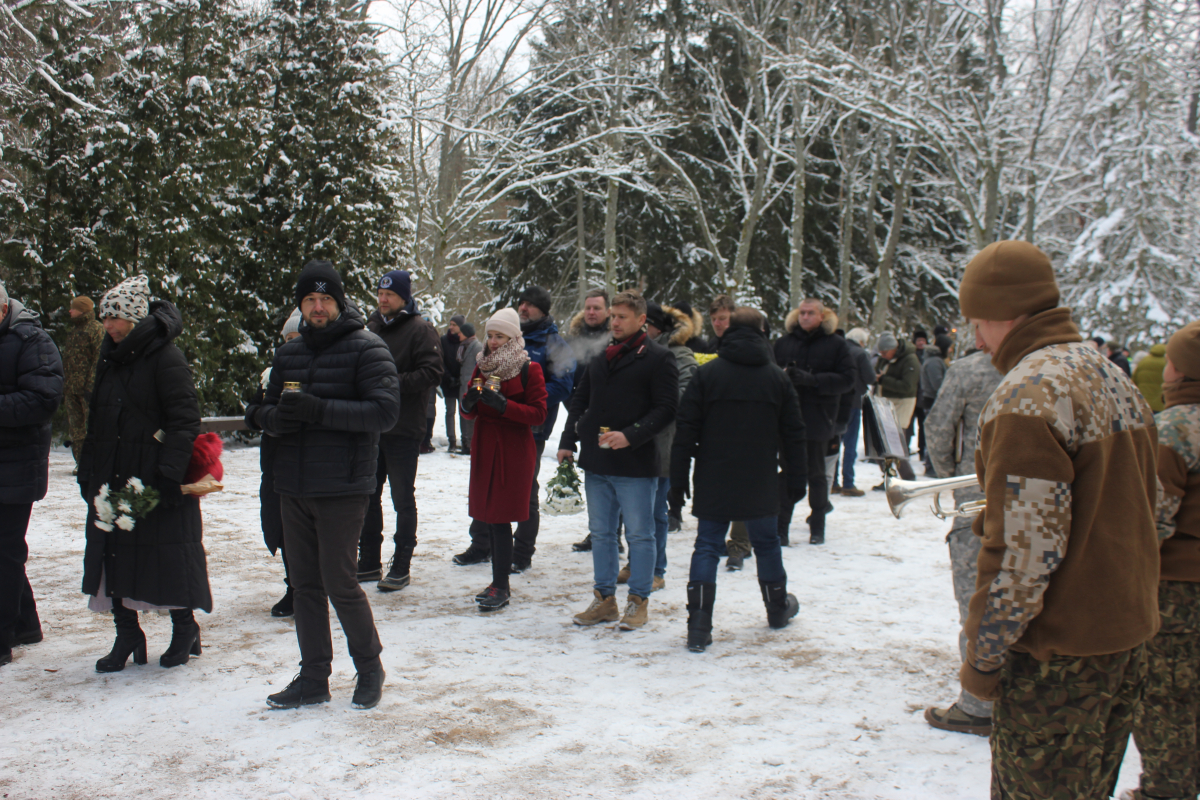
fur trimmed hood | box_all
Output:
[784,306,838,335]
[567,309,610,338]
[661,305,695,347]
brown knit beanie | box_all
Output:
[71,296,94,314]
[958,241,1059,321]
[1166,321,1200,380]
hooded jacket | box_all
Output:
[566,311,611,388]
[366,300,443,440]
[521,314,575,441]
[0,299,65,505]
[877,339,921,400]
[772,307,856,441]
[258,302,401,497]
[652,306,700,477]
[78,300,210,611]
[1133,343,1167,412]
[1155,381,1200,584]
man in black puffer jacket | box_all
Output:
[0,282,64,667]
[257,261,400,712]
[773,298,856,545]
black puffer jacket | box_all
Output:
[672,325,806,520]
[0,299,65,505]
[366,303,442,440]
[772,307,856,441]
[559,332,678,478]
[245,380,282,555]
[79,301,210,611]
[258,303,400,497]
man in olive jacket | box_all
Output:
[258,260,400,712]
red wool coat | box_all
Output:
[462,362,548,523]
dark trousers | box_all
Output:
[281,494,382,680]
[359,436,421,573]
[513,439,547,562]
[777,439,829,538]
[0,503,39,649]
[443,394,458,445]
[690,517,785,584]
[469,519,490,553]
[489,523,514,591]
[906,405,926,457]
[841,407,861,488]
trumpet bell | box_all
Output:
[885,474,981,520]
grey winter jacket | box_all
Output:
[918,345,949,410]
[0,299,64,504]
[457,337,484,397]
[653,308,700,477]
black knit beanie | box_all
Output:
[295,260,346,311]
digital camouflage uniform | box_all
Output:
[62,309,104,462]
[924,349,1002,719]
[1132,382,1200,800]
[961,308,1159,800]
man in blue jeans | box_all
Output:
[558,291,678,630]
[670,307,807,652]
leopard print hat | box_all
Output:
[99,275,150,323]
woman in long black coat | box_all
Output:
[77,275,210,673]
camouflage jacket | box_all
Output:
[1156,381,1200,582]
[63,312,104,395]
[924,351,1002,478]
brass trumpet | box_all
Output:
[885,474,985,520]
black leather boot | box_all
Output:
[96,601,147,673]
[759,580,799,629]
[160,608,202,668]
[686,581,716,653]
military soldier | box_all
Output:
[958,241,1159,800]
[1126,320,1200,800]
[62,295,104,466]
[921,343,1002,737]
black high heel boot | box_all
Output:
[160,608,202,668]
[95,601,147,673]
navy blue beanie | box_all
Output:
[378,270,413,306]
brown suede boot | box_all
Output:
[573,590,619,626]
[618,595,649,630]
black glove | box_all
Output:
[156,475,183,506]
[668,486,687,511]
[277,391,326,424]
[787,483,807,505]
[786,365,817,388]
[262,405,302,435]
[479,388,508,415]
[461,386,482,413]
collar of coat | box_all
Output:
[1164,380,1200,409]
[991,306,1082,374]
[784,306,838,336]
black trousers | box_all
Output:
[359,436,421,573]
[0,503,39,649]
[443,393,458,444]
[489,523,514,591]
[777,439,829,538]
[513,439,547,562]
[282,494,382,680]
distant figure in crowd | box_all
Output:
[560,290,678,630]
[1127,321,1200,800]
[62,294,103,468]
[918,333,954,475]
[922,340,1002,737]
[672,307,806,652]
[1133,342,1167,412]
[257,261,399,711]
[1090,335,1106,351]
[1108,340,1133,376]
[358,269,443,592]
[244,308,302,617]
[837,327,875,497]
[957,242,1158,799]
[461,308,547,611]
[565,289,610,554]
[707,294,734,348]
[453,321,500,568]
[78,275,210,673]
[874,331,920,442]
[672,301,709,354]
[440,315,465,453]
[513,286,575,573]
[774,298,855,545]
[909,329,930,458]
[0,280,64,668]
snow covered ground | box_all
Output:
[2,429,1146,799]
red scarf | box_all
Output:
[606,329,647,364]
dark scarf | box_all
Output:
[606,329,647,365]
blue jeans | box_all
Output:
[653,476,669,577]
[841,407,861,488]
[585,472,657,598]
[690,517,786,584]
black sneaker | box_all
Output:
[810,533,825,545]
[266,674,331,709]
[476,586,510,611]
[571,535,592,552]
[0,649,12,667]
[352,668,385,710]
[356,562,382,583]
[378,568,410,592]
[14,628,43,646]
[271,588,294,617]
[509,558,531,575]
[452,547,490,566]
[726,552,744,571]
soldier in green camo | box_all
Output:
[62,295,104,465]
[1127,320,1200,800]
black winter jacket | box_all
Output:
[440,330,460,393]
[259,303,401,497]
[367,304,442,440]
[559,332,678,478]
[772,308,856,442]
[671,325,806,520]
[245,381,283,555]
[0,299,64,505]
[79,301,210,611]
[846,339,876,411]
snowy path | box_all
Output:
[2,440,1144,799]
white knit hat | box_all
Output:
[485,307,522,341]
[100,275,150,323]
[281,308,302,340]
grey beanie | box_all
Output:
[875,332,899,352]
[281,308,302,340]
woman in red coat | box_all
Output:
[461,308,548,611]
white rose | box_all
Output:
[95,520,113,532]
[115,515,135,531]
[118,501,133,514]
[128,477,145,494]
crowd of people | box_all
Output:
[2,241,1199,799]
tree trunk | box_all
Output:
[603,176,619,294]
[871,145,918,334]
[788,129,806,310]
[575,183,587,305]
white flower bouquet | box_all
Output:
[543,459,585,516]
[93,478,161,532]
